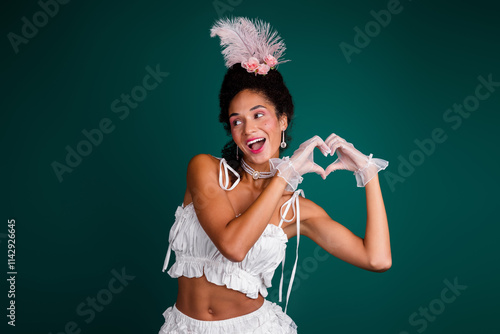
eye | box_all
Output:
[232,119,241,126]
[255,112,265,119]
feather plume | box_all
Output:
[210,17,290,68]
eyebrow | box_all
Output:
[229,105,267,118]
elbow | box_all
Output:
[217,223,252,262]
[225,251,246,263]
[219,243,248,263]
[215,229,249,262]
[369,257,392,273]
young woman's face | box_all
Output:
[228,89,287,164]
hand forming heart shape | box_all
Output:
[322,133,373,178]
[270,133,388,190]
[283,133,371,180]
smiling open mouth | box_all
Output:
[247,138,266,152]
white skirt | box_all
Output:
[158,299,298,333]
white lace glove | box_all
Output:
[324,133,389,187]
[269,135,331,192]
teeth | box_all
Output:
[248,138,265,145]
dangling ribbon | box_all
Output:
[277,189,305,313]
[162,203,185,273]
[162,243,172,272]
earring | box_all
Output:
[236,146,239,159]
[280,130,287,148]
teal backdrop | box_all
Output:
[2,0,499,333]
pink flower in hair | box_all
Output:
[242,57,260,73]
[256,63,270,75]
[264,55,278,68]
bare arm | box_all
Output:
[301,174,391,272]
[363,174,391,270]
[187,154,288,262]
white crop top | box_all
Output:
[162,156,304,313]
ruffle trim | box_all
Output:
[165,204,289,300]
[167,256,269,299]
[159,300,298,334]
[354,155,389,187]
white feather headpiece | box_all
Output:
[210,17,290,75]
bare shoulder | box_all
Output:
[186,154,221,179]
[187,153,219,170]
[183,154,221,205]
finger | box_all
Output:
[301,135,322,150]
[313,136,331,156]
[319,143,332,157]
[330,140,348,156]
[324,133,338,146]
[325,135,339,151]
[325,159,347,176]
[304,135,330,157]
[332,141,365,160]
[328,138,348,156]
[325,133,346,145]
[326,133,345,142]
[310,163,327,180]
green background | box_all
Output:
[2,0,499,333]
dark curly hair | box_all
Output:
[218,64,295,182]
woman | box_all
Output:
[159,17,391,333]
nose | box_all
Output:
[243,119,258,135]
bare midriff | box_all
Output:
[175,275,265,321]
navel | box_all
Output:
[208,308,214,314]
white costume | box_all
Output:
[160,157,303,333]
